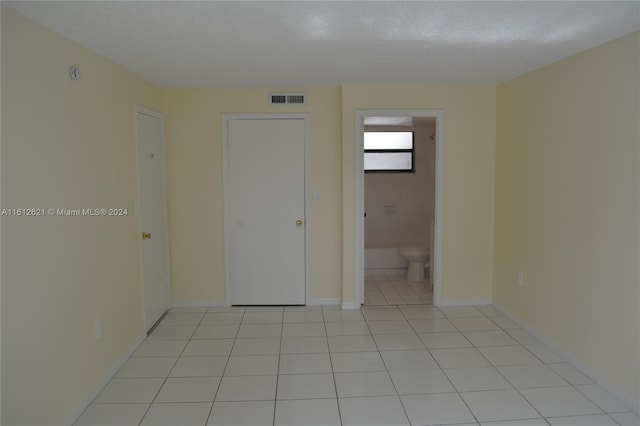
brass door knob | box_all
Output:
[296,220,303,227]
[142,232,152,240]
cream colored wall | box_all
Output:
[0,6,4,422]
[167,86,495,305]
[494,32,640,407]
[342,85,496,304]
[364,126,436,248]
[1,7,163,425]
[163,87,343,303]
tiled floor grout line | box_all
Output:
[441,308,628,425]
[137,310,208,426]
[486,312,634,425]
[203,306,246,426]
[408,306,567,424]
[571,383,628,424]
[443,308,554,425]
[271,309,285,426]
[364,274,433,306]
[474,311,611,424]
[400,305,484,426]
[76,304,638,426]
[321,306,344,426]
[474,345,555,424]
[363,306,413,426]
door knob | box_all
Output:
[296,220,303,227]
[142,232,152,240]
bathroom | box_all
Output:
[363,116,436,305]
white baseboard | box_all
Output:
[308,298,341,306]
[436,298,492,307]
[493,301,640,415]
[63,333,146,426]
[364,267,407,276]
[171,300,227,308]
[173,300,343,308]
[341,302,358,310]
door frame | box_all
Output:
[135,106,172,331]
[354,109,444,306]
[222,114,311,306]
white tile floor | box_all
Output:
[75,304,639,426]
[364,274,433,305]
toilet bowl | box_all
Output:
[399,246,429,282]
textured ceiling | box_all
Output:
[6,1,640,88]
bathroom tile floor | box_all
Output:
[365,274,433,305]
[75,304,639,426]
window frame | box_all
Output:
[364,131,415,173]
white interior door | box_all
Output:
[137,110,171,331]
[226,118,306,305]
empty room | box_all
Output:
[2,1,639,425]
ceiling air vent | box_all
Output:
[269,92,307,106]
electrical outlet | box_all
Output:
[94,320,102,339]
[517,272,524,287]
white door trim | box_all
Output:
[354,110,444,306]
[135,106,171,331]
[222,113,311,306]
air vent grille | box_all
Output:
[269,92,307,106]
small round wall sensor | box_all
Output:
[69,66,81,80]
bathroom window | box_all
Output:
[364,131,414,172]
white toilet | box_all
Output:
[399,245,429,282]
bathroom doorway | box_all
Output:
[355,110,444,307]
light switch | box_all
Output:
[313,191,321,203]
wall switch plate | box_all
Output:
[517,272,524,287]
[94,320,102,339]
[313,191,320,203]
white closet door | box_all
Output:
[227,118,306,305]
